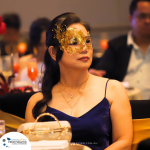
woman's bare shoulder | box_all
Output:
[90,74,123,90]
[106,79,129,103]
[107,79,125,91]
[90,74,108,83]
[90,76,128,104]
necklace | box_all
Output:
[59,82,79,100]
[59,75,89,88]
[59,75,89,100]
[59,87,83,116]
[58,75,89,115]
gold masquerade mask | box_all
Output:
[54,24,92,55]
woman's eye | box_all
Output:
[71,41,78,45]
[68,41,78,45]
[86,39,91,44]
[68,38,78,45]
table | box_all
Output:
[67,144,92,150]
[126,88,142,100]
[31,143,92,150]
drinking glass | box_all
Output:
[0,120,5,138]
[1,55,12,77]
[13,53,20,77]
[27,58,38,86]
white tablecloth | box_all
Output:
[126,88,142,100]
[31,143,92,150]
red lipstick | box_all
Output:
[78,56,89,61]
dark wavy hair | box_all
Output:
[32,12,90,120]
[27,18,51,54]
[2,13,21,30]
[129,0,150,15]
[29,18,51,46]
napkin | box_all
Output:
[30,140,69,149]
[121,82,129,88]
[121,82,134,90]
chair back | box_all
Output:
[0,92,36,132]
[130,100,150,150]
[136,138,150,150]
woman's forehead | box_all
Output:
[68,23,88,36]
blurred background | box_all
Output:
[0,0,131,53]
[0,0,133,90]
[1,2,150,149]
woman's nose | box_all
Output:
[80,45,88,54]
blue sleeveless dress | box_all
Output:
[45,80,112,150]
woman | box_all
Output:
[25,13,133,150]
[20,18,50,83]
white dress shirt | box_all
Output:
[123,31,150,99]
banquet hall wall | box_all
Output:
[0,0,131,52]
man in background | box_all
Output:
[0,13,21,56]
[89,0,150,99]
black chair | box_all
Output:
[137,138,150,150]
[130,100,150,119]
[130,100,150,150]
[0,92,36,119]
[0,92,36,132]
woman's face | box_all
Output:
[59,23,93,70]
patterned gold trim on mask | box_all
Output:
[54,24,92,55]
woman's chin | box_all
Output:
[77,65,91,71]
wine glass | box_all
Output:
[0,120,5,138]
[27,58,38,88]
[13,53,20,77]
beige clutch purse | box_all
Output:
[17,113,72,142]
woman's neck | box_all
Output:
[59,69,89,88]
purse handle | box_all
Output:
[34,112,62,129]
[23,113,65,141]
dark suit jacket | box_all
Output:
[96,35,133,81]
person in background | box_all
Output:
[20,18,50,84]
[89,0,150,99]
[25,12,132,150]
[0,13,21,56]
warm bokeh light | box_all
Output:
[99,39,108,50]
[17,42,27,54]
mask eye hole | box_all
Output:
[86,39,91,44]
[85,36,91,44]
[68,38,78,45]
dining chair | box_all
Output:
[136,138,150,150]
[0,92,36,132]
[130,100,150,150]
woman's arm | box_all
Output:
[25,92,44,123]
[105,80,133,150]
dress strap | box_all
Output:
[104,79,110,98]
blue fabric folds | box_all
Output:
[45,97,112,150]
